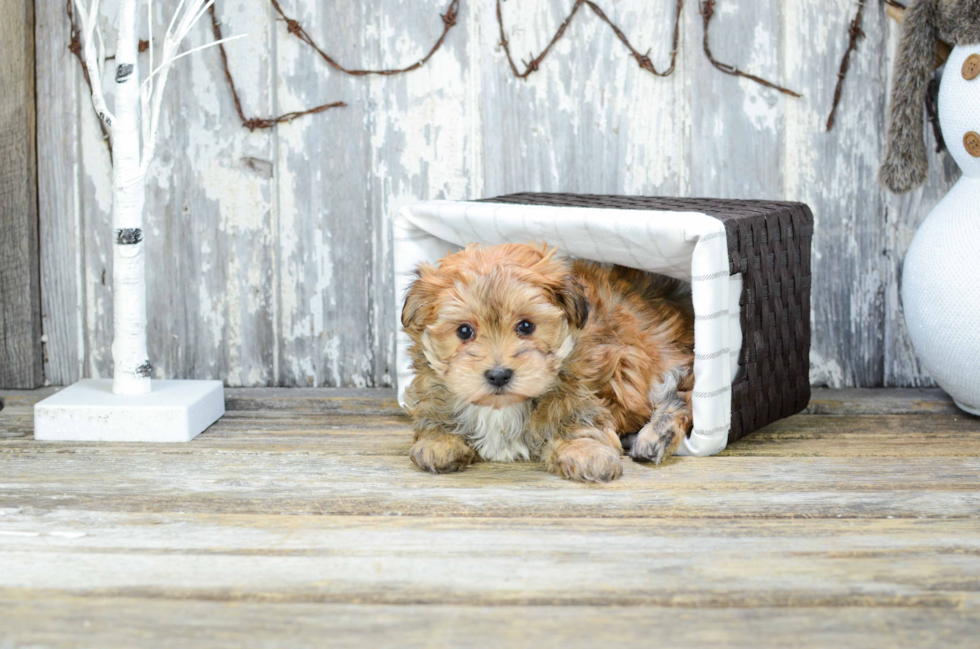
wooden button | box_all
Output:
[965,132,980,158]
[964,54,980,81]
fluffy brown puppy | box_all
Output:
[402,243,695,483]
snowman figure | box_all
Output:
[880,1,980,413]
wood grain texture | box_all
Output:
[0,0,42,389]
[35,0,84,387]
[2,513,980,606]
[33,1,958,388]
[3,599,977,649]
[783,1,888,388]
[3,388,980,645]
[689,0,785,200]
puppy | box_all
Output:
[402,243,695,483]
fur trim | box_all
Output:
[881,0,938,193]
[881,0,980,194]
[937,0,980,45]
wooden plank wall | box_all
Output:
[0,0,43,389]
[33,0,959,388]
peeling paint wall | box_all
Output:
[36,0,959,388]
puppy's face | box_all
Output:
[403,244,589,409]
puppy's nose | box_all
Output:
[485,367,514,388]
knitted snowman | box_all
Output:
[880,0,980,413]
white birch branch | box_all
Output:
[72,0,250,394]
[109,0,151,395]
[140,0,242,174]
[73,0,116,128]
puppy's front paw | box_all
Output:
[548,438,624,483]
[630,413,690,465]
[410,435,477,474]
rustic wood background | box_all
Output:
[1,0,42,389]
[33,0,961,389]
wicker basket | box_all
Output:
[480,193,814,445]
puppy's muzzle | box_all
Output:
[484,367,514,389]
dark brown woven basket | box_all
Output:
[481,193,814,445]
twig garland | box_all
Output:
[208,6,345,131]
[66,0,844,141]
[699,0,802,97]
[269,0,460,77]
[210,0,460,130]
[826,0,865,131]
[68,0,461,134]
[496,0,683,79]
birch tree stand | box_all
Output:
[33,0,235,442]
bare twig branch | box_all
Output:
[699,0,801,98]
[269,0,460,76]
[496,0,684,79]
[207,0,461,130]
[826,0,865,131]
[207,5,345,131]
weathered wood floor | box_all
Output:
[1,388,979,647]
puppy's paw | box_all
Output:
[630,414,689,465]
[410,435,477,474]
[548,438,624,483]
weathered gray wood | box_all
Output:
[2,513,980,606]
[5,447,980,518]
[0,386,956,414]
[783,1,889,387]
[482,0,688,197]
[32,1,960,388]
[35,0,84,386]
[0,0,42,389]
[806,386,956,414]
[3,389,980,644]
[3,600,978,649]
[688,0,785,199]
[146,1,278,387]
[274,0,376,387]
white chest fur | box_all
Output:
[453,403,533,462]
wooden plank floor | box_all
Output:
[1,388,979,648]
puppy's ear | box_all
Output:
[556,276,590,329]
[401,264,445,333]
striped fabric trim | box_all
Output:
[692,424,730,436]
[691,270,729,282]
[695,309,729,322]
[395,232,437,243]
[693,385,731,399]
[695,348,731,361]
[698,231,726,243]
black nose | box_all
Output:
[485,367,514,388]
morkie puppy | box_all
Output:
[401,243,695,483]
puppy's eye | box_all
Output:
[456,324,475,341]
[516,320,535,335]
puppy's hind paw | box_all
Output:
[630,419,684,465]
[410,435,477,474]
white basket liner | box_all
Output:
[393,200,743,457]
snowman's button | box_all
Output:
[965,132,980,158]
[964,54,980,81]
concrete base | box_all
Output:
[34,379,225,442]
